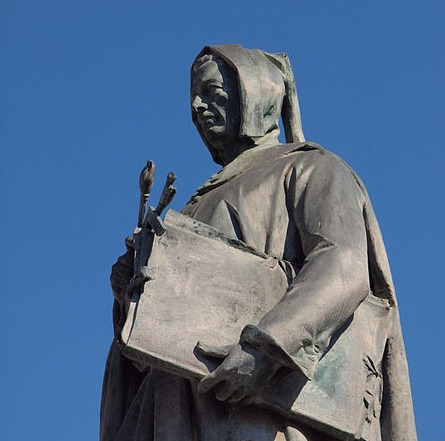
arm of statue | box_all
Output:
[240,153,370,380]
[110,236,135,303]
[110,236,135,341]
[199,153,370,402]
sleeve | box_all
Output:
[240,153,371,379]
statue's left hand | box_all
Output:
[197,343,279,404]
[110,236,135,302]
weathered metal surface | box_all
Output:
[122,210,392,440]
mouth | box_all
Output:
[201,117,215,127]
[198,113,219,128]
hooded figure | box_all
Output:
[101,45,417,441]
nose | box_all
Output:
[191,95,207,113]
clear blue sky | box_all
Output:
[1,1,444,440]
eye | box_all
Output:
[207,85,228,103]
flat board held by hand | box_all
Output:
[121,210,391,441]
[122,209,288,377]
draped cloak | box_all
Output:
[100,142,417,441]
[101,44,416,441]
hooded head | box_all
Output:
[191,44,305,165]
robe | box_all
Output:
[100,142,416,441]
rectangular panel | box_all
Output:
[122,210,391,440]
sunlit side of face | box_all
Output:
[191,57,240,159]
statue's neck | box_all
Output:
[218,129,280,166]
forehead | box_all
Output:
[192,59,224,90]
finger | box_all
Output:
[112,263,133,278]
[214,381,239,402]
[198,372,224,394]
[238,390,262,406]
[227,388,248,404]
[125,236,135,250]
[110,274,131,293]
[195,341,232,359]
[116,254,134,267]
[239,395,255,406]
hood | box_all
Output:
[191,44,305,152]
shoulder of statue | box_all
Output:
[280,142,367,196]
[278,141,342,168]
[289,142,360,173]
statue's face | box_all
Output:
[191,57,240,153]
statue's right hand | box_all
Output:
[110,236,135,302]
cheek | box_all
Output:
[211,103,227,121]
[213,94,229,107]
[225,101,240,126]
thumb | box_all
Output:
[195,341,233,359]
[198,371,223,393]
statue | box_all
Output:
[100,44,417,441]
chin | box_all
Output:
[205,126,225,138]
[207,145,224,166]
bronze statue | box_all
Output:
[101,44,417,441]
